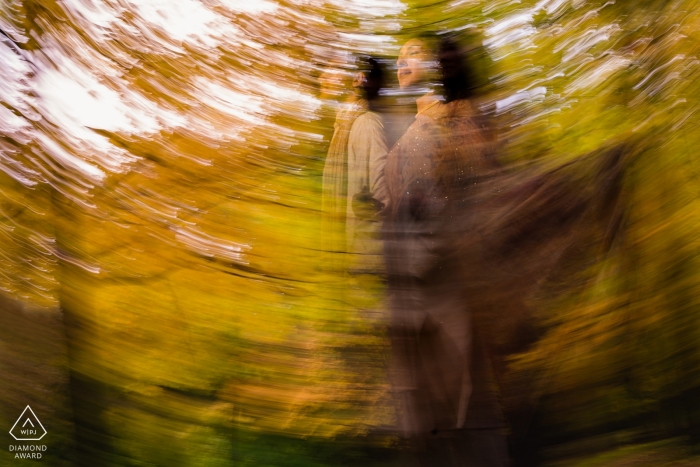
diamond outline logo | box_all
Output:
[9,406,46,441]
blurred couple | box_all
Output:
[320,33,508,467]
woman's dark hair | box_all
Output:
[405,32,480,102]
[438,36,477,102]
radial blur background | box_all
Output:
[2,0,700,465]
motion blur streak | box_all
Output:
[1,0,700,466]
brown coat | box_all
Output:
[383,99,503,438]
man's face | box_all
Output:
[397,39,430,90]
[352,71,365,90]
[318,70,347,101]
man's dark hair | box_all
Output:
[359,56,386,109]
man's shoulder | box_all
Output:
[352,111,384,129]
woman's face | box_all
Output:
[396,38,431,90]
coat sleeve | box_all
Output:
[365,114,390,212]
[348,112,390,217]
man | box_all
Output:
[318,57,394,435]
[321,57,389,276]
[345,57,390,275]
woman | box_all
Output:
[384,34,508,466]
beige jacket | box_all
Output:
[345,111,389,274]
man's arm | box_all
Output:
[349,112,389,219]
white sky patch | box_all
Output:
[0,0,29,42]
[54,247,102,274]
[642,71,681,99]
[36,56,157,135]
[127,0,218,45]
[252,76,321,116]
[488,12,534,36]
[534,0,569,15]
[219,0,279,14]
[192,72,321,143]
[448,0,481,9]
[32,39,185,178]
[33,132,106,182]
[62,0,244,55]
[194,77,267,126]
[560,24,620,62]
[196,60,319,117]
[495,86,547,114]
[0,144,39,187]
[633,54,685,91]
[60,0,121,42]
[0,105,31,136]
[123,0,242,52]
[484,12,537,52]
[174,226,249,264]
[339,32,397,44]
[566,55,630,93]
[338,32,398,55]
[0,38,41,186]
[0,39,35,123]
[327,0,405,18]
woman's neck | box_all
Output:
[416,92,439,115]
